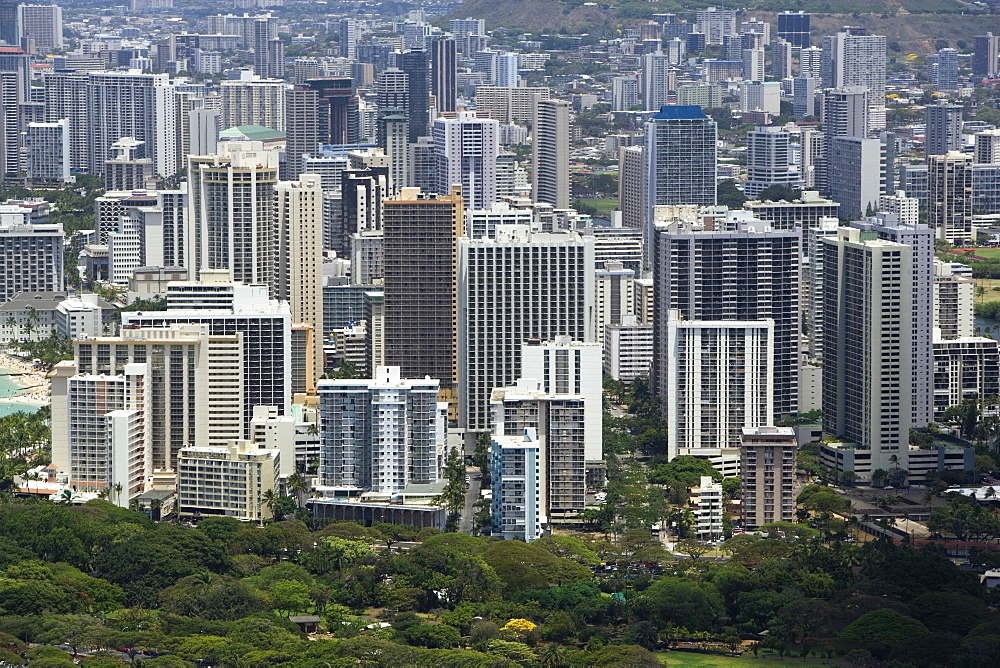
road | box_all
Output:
[459,467,483,534]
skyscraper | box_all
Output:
[187,142,280,286]
[383,187,464,404]
[975,129,1000,164]
[641,50,674,111]
[307,77,358,145]
[399,49,429,143]
[936,48,959,90]
[611,75,639,111]
[851,216,935,429]
[16,4,63,51]
[275,174,325,388]
[771,38,793,80]
[777,11,810,48]
[618,145,645,230]
[973,33,1000,78]
[431,37,457,113]
[532,98,570,210]
[122,274,293,433]
[458,228,595,432]
[652,222,800,424]
[377,109,409,195]
[318,366,445,495]
[644,106,717,228]
[339,18,359,60]
[0,70,20,178]
[925,102,963,157]
[821,228,913,480]
[821,86,869,140]
[220,77,286,132]
[283,85,319,181]
[86,70,178,178]
[828,137,887,217]
[0,0,17,45]
[68,324,245,470]
[433,111,499,210]
[821,30,886,100]
[928,151,974,244]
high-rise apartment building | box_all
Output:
[532,98,570,210]
[851,216,935,429]
[0,221,63,302]
[644,105,717,218]
[86,71,178,178]
[822,86,869,140]
[187,141,279,285]
[777,11,810,48]
[662,309,774,466]
[25,119,71,184]
[933,338,1000,418]
[318,366,445,495]
[69,324,244,471]
[821,228,912,479]
[612,75,639,111]
[103,137,153,191]
[641,50,674,111]
[491,378,587,528]
[307,77,358,145]
[121,273,292,434]
[771,38,793,80]
[936,48,959,90]
[458,228,595,432]
[275,175,325,388]
[925,102,963,157]
[0,0,17,45]
[220,77,285,132]
[521,337,603,462]
[50,362,150,502]
[377,109,409,195]
[431,37,457,113]
[934,260,975,340]
[383,187,463,402]
[16,4,62,51]
[821,31,886,102]
[744,126,801,199]
[491,425,543,541]
[42,71,88,172]
[974,129,1000,164]
[740,426,796,529]
[928,151,974,244]
[695,7,736,44]
[339,18,358,60]
[618,145,645,230]
[652,222,800,426]
[433,111,499,210]
[828,137,887,218]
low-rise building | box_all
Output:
[690,475,724,540]
[177,440,280,522]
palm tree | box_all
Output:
[112,482,123,506]
[306,422,319,437]
[262,488,280,519]
[286,472,310,511]
[537,643,567,667]
[150,497,163,521]
[59,489,73,504]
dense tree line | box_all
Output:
[0,497,996,667]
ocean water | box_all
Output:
[0,367,40,418]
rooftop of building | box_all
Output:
[0,292,71,312]
[219,125,286,141]
[652,105,709,121]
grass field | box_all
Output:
[574,198,619,214]
[977,278,1000,304]
[956,248,1000,260]
[655,652,830,667]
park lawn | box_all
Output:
[977,278,1000,303]
[969,248,1000,260]
[655,652,822,667]
[576,198,619,214]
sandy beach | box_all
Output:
[0,354,51,408]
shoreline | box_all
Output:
[0,354,51,407]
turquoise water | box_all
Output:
[0,367,40,418]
